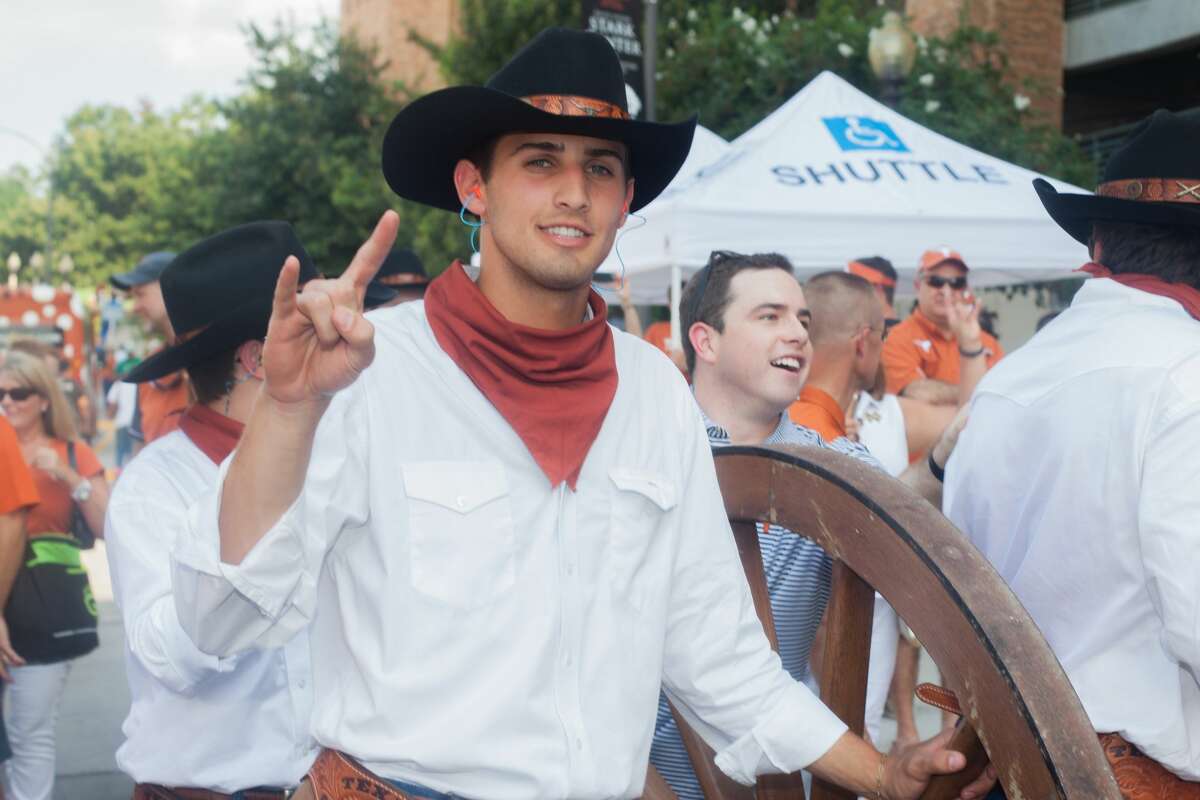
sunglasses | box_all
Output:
[687,250,740,325]
[0,387,37,402]
[924,275,968,291]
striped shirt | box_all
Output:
[649,410,881,798]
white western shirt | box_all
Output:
[853,393,908,478]
[172,300,848,799]
[944,278,1200,781]
[105,430,316,790]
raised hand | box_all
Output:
[263,211,399,405]
[946,290,983,349]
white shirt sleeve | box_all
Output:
[1138,380,1200,675]
[106,488,236,694]
[660,400,848,784]
[171,383,370,656]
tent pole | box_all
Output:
[669,264,682,348]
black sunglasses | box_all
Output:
[687,250,741,324]
[0,387,37,402]
[924,275,968,291]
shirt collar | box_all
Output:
[911,308,952,341]
[798,385,847,438]
[696,401,793,446]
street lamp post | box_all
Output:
[868,12,917,109]
[58,254,74,290]
[29,252,46,284]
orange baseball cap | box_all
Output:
[847,260,897,288]
[918,247,968,272]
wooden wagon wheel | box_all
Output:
[643,444,1121,800]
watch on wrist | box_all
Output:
[71,480,92,503]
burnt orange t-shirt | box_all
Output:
[0,417,38,515]
[25,439,103,537]
[882,308,1004,396]
[133,371,189,444]
[788,386,847,442]
[643,321,672,354]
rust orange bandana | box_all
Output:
[179,404,245,465]
[424,261,618,490]
[1078,262,1200,321]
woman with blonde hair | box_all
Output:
[0,350,108,800]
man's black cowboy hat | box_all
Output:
[1035,108,1200,245]
[363,247,428,308]
[376,247,428,287]
[381,27,696,213]
[124,221,318,383]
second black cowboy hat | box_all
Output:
[381,27,696,213]
[1035,108,1200,245]
[124,221,318,383]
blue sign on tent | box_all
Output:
[822,116,910,153]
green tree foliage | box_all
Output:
[210,20,399,273]
[655,0,1094,186]
[0,102,221,285]
[0,168,48,272]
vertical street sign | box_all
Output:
[583,0,647,120]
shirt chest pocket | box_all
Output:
[608,467,677,613]
[402,461,516,610]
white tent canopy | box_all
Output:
[603,70,1090,308]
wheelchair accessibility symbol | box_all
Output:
[822,116,910,153]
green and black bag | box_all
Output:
[4,533,99,664]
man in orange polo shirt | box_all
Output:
[882,248,1003,406]
[111,252,190,447]
[789,271,884,442]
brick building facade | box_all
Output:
[906,0,1065,128]
[340,0,458,94]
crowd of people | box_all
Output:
[0,24,1196,800]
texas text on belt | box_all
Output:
[296,749,457,800]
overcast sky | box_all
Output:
[1,0,341,173]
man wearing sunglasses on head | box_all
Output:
[881,248,1003,408]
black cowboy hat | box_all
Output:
[124,221,318,383]
[1035,108,1200,245]
[381,27,696,214]
[377,247,428,286]
[363,247,428,309]
[363,282,399,309]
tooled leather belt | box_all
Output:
[305,749,453,800]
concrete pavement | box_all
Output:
[53,595,133,800]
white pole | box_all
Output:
[668,264,682,348]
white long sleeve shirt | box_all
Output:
[105,430,316,790]
[172,300,848,800]
[944,277,1200,781]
